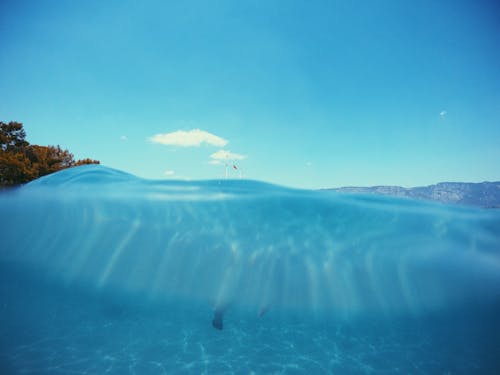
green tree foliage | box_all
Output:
[0,121,99,187]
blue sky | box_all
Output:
[1,0,499,188]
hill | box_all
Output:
[326,181,500,208]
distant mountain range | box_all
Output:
[325,181,500,208]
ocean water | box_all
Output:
[1,165,499,374]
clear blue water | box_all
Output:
[1,165,499,374]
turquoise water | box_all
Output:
[1,165,499,374]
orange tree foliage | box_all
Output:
[0,121,99,187]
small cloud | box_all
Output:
[439,110,447,119]
[120,135,128,141]
[210,149,247,161]
[149,129,228,147]
[305,161,312,167]
[208,160,223,165]
[164,170,175,176]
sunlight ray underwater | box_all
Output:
[1,165,499,374]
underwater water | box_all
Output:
[1,165,499,374]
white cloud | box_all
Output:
[164,170,175,176]
[306,161,312,167]
[120,135,128,141]
[210,149,247,161]
[440,110,447,119]
[208,160,223,165]
[149,129,228,147]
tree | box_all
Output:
[0,121,99,187]
[74,158,100,166]
[0,151,37,186]
[25,145,75,176]
[0,121,29,151]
